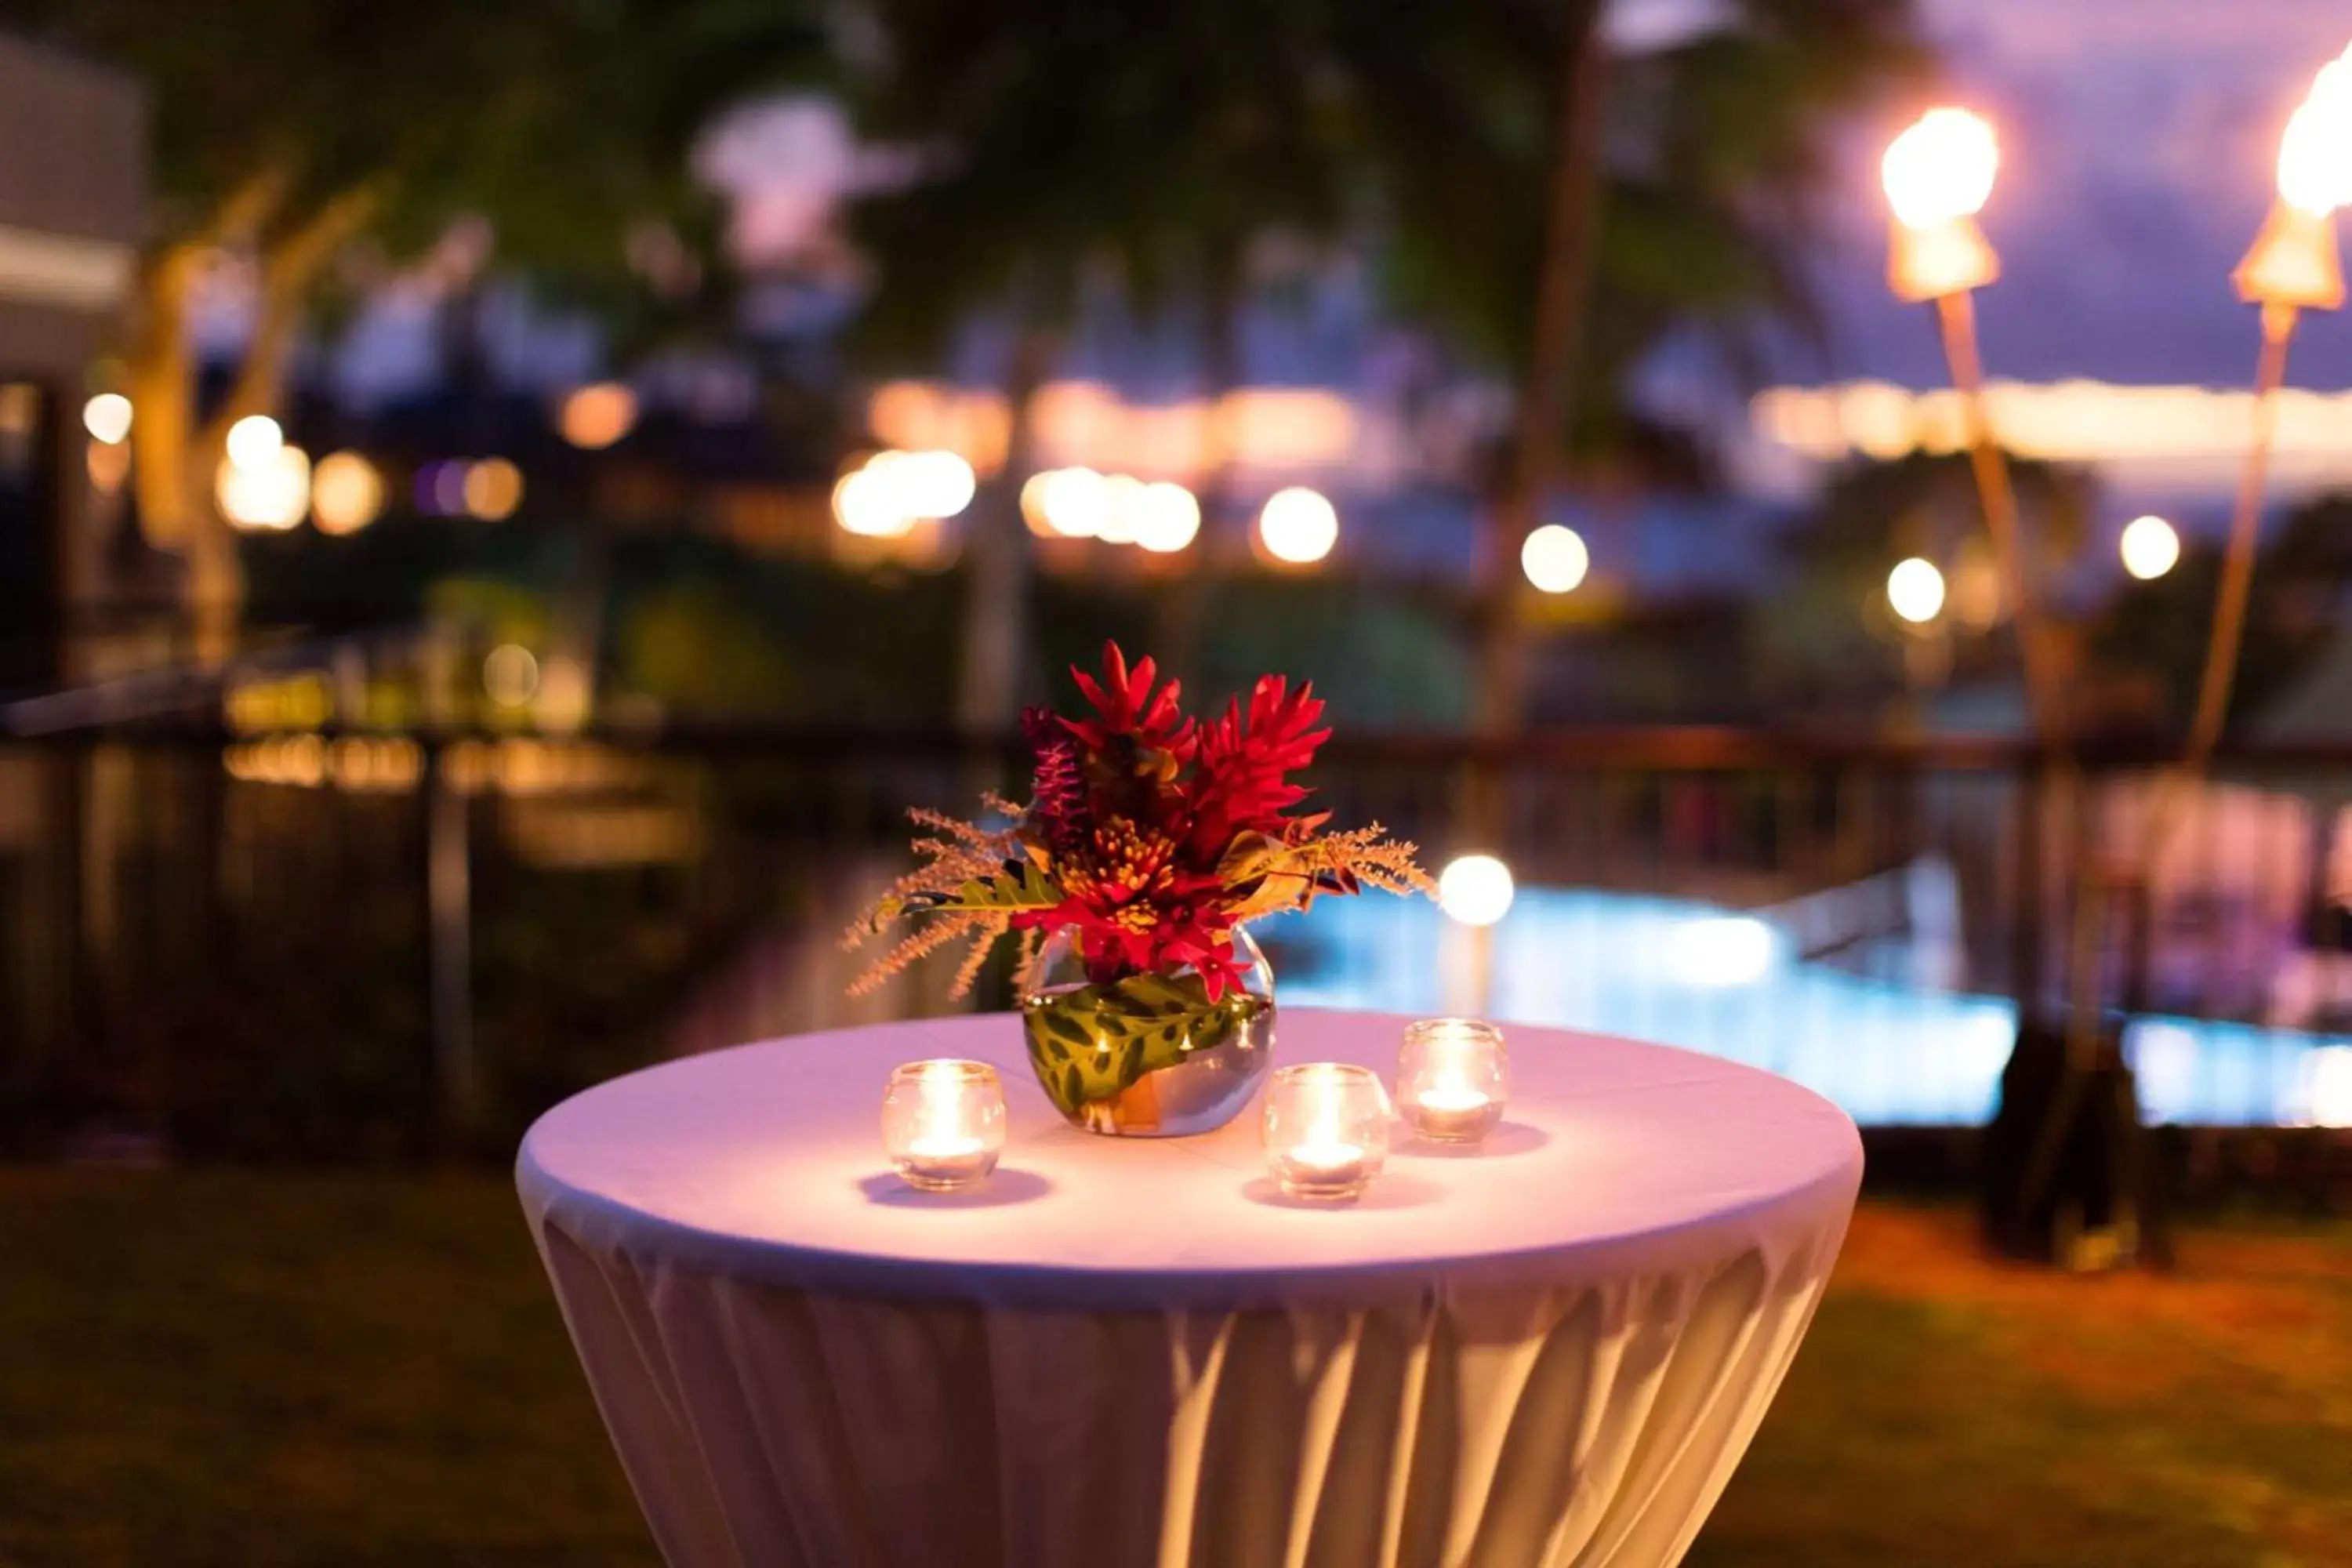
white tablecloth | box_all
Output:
[518,1008,1860,1568]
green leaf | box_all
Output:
[902,862,1062,917]
[1019,971,1267,1114]
[959,861,1061,909]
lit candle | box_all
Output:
[1263,1063,1389,1201]
[882,1059,1005,1191]
[1411,1083,1495,1140]
[1287,1121,1368,1189]
[1398,1019,1509,1144]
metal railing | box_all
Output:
[4,715,2348,1159]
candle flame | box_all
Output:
[1431,1030,1474,1097]
[918,1062,963,1143]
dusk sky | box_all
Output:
[332,2,2352,424]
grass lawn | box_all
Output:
[3,1171,2347,1566]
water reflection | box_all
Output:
[1271,888,2352,1128]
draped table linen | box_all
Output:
[518,1008,1861,1568]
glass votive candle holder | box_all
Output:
[1261,1062,1392,1201]
[1397,1018,1509,1144]
[881,1059,1006,1192]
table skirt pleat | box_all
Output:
[532,1216,1845,1568]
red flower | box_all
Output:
[1017,814,1247,993]
[1028,908,1249,999]
[1020,706,1087,855]
[1010,647,1325,1000]
[1065,642,1195,760]
[1185,673,1329,857]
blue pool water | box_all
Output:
[1269,888,2352,1128]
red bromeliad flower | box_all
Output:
[1011,644,1331,999]
[1012,815,1248,993]
[1065,644,1195,760]
[849,641,1427,1008]
[1019,706,1087,855]
[1011,827,1251,987]
[1184,673,1330,858]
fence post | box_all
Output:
[424,742,477,1149]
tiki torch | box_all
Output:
[1886,108,2123,1261]
[1881,107,2063,740]
[2134,52,2352,992]
[2187,57,2350,773]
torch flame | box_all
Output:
[1882,107,1999,230]
[2278,53,2352,219]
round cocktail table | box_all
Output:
[518,1008,1861,1567]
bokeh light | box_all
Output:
[1437,854,1515,927]
[833,450,975,539]
[1887,556,1947,624]
[832,466,910,538]
[483,644,540,707]
[1258,486,1338,564]
[1132,481,1200,554]
[2119,514,2180,580]
[1881,107,1998,229]
[82,392,132,445]
[216,445,310,531]
[463,457,524,521]
[533,655,593,732]
[896,449,977,518]
[218,443,311,529]
[1096,474,1147,545]
[1036,467,1109,538]
[310,451,383,535]
[559,382,638,448]
[1020,470,1060,535]
[1521,524,1590,593]
[224,414,285,471]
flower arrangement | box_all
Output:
[848,644,1430,1123]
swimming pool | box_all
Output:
[1269,888,2352,1127]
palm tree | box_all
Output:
[12,0,818,662]
[1338,0,1924,734]
[844,0,1363,727]
[848,0,1925,732]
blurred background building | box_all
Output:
[0,33,143,690]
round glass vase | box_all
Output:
[1019,925,1276,1136]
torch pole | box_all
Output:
[2129,304,2299,1011]
[1934,289,2065,742]
[1936,282,2115,1237]
[1936,286,2089,1043]
[2188,303,2296,775]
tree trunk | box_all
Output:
[125,245,240,660]
[955,326,1057,735]
[1461,0,1610,841]
[126,245,200,554]
[125,180,383,664]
